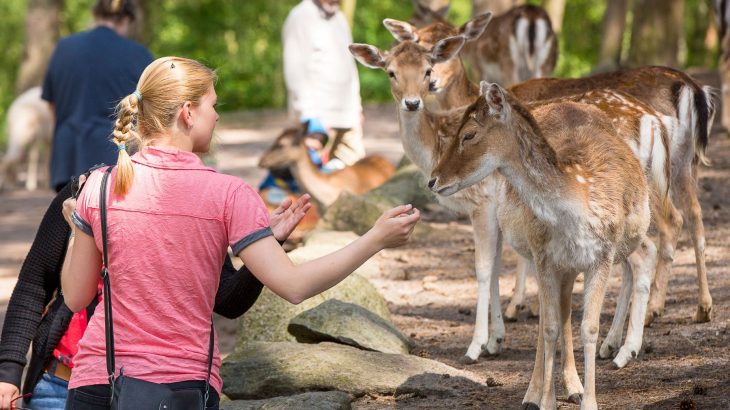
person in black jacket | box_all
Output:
[0,171,310,409]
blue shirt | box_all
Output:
[42,26,153,189]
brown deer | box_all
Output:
[463,5,558,87]
[511,68,717,325]
[258,125,395,211]
[392,15,716,326]
[715,0,730,130]
[350,35,510,362]
[429,82,655,410]
[410,0,451,27]
[383,16,662,367]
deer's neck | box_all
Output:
[498,124,577,226]
[290,149,342,208]
[438,69,480,109]
[397,108,439,171]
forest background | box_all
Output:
[0,0,720,148]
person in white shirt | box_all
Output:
[282,0,365,169]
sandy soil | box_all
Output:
[1,95,728,409]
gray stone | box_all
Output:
[221,391,351,410]
[221,342,483,400]
[236,238,389,348]
[288,299,411,354]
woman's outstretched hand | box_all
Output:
[270,194,312,241]
[369,204,420,249]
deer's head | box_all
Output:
[429,82,516,196]
[382,14,491,95]
[258,124,308,169]
[350,35,466,113]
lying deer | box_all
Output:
[462,5,558,86]
[0,87,53,191]
[381,15,662,369]
[429,82,656,410]
[258,124,395,211]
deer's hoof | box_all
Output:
[521,402,540,410]
[695,305,713,323]
[568,393,582,405]
[459,355,478,365]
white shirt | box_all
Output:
[282,0,362,129]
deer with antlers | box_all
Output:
[258,124,395,211]
[430,82,655,410]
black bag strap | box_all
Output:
[98,166,215,405]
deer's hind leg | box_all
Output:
[505,257,529,321]
[613,238,657,368]
[646,199,682,325]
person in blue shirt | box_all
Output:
[42,0,153,192]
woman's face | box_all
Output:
[190,84,219,153]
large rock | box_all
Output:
[319,163,436,236]
[288,300,411,354]
[236,240,389,347]
[221,392,351,410]
[221,342,483,400]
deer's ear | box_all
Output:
[349,44,386,69]
[459,13,492,41]
[431,36,466,63]
[384,18,419,42]
[480,81,511,121]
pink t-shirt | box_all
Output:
[69,146,271,394]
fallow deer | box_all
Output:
[429,82,655,410]
[462,5,558,87]
[383,16,661,368]
[410,0,451,28]
[511,68,717,325]
[350,36,510,362]
[258,125,396,211]
[0,87,53,192]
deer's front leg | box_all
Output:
[505,257,529,321]
[462,203,503,363]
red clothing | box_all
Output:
[70,146,271,394]
[52,284,101,367]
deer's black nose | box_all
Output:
[405,99,421,111]
[428,178,436,189]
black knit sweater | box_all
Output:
[0,180,265,395]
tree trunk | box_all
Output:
[542,0,566,34]
[627,0,684,67]
[15,0,62,95]
[342,0,356,28]
[472,0,523,17]
[597,0,630,71]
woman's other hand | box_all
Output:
[270,194,312,242]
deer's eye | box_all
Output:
[425,68,432,78]
[388,71,396,79]
[462,132,476,142]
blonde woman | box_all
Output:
[60,57,420,410]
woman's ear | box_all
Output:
[181,101,194,129]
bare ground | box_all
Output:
[1,97,729,409]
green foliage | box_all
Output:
[0,0,26,149]
[0,0,724,149]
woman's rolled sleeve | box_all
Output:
[226,183,272,255]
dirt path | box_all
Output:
[1,99,728,409]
